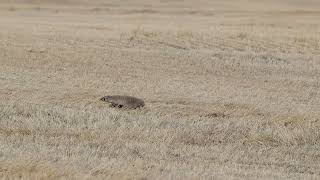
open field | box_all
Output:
[0,0,320,179]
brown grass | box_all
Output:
[0,0,320,179]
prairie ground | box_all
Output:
[0,0,320,179]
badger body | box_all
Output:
[100,95,145,109]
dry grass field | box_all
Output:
[0,0,320,179]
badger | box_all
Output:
[100,95,145,109]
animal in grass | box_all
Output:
[100,95,145,109]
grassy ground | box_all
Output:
[0,0,320,179]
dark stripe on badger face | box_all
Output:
[100,96,111,102]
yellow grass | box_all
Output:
[0,0,320,179]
